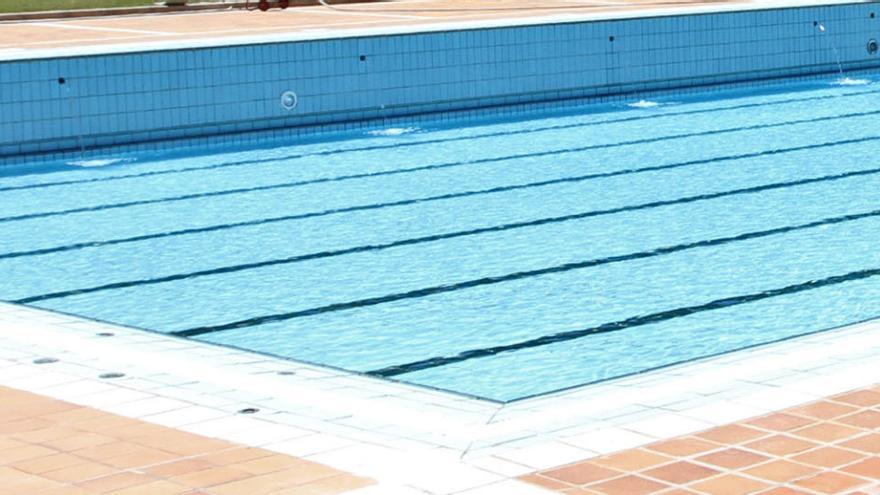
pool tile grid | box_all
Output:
[1,301,880,493]
[5,0,876,164]
[520,387,880,494]
[0,385,374,495]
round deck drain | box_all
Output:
[96,332,115,337]
[237,407,259,414]
[277,370,296,376]
[280,91,298,110]
[99,372,125,379]
[33,357,58,364]
[869,39,878,54]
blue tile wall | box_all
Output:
[1,2,879,161]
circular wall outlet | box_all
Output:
[281,91,298,110]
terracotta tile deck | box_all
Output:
[0,385,373,495]
[521,385,880,495]
[0,0,754,52]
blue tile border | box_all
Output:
[2,2,879,165]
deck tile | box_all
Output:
[790,423,862,443]
[169,466,254,487]
[587,474,669,495]
[831,390,880,408]
[694,448,769,470]
[790,446,864,468]
[742,460,816,483]
[837,410,880,429]
[592,449,674,472]
[541,463,623,486]
[743,435,817,456]
[697,424,769,444]
[747,414,814,432]
[753,487,812,495]
[75,471,155,493]
[523,385,880,495]
[689,474,769,495]
[642,461,720,485]
[788,402,859,421]
[0,386,372,495]
[839,457,880,480]
[839,434,880,454]
[792,471,867,494]
[646,438,719,457]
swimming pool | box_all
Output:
[3,75,880,402]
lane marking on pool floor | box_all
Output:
[3,108,880,225]
[3,133,877,263]
[12,167,880,306]
[5,86,879,194]
[369,266,880,378]
[168,164,880,337]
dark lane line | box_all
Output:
[4,87,878,194]
[18,204,880,310]
[3,135,877,262]
[368,266,880,378]
[2,110,879,225]
[170,166,880,338]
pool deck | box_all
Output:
[0,0,861,60]
[0,385,374,495]
[3,1,880,494]
[2,301,880,494]
[521,386,880,494]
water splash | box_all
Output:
[368,127,419,137]
[67,158,131,168]
[835,77,871,86]
[628,100,661,109]
[818,23,844,76]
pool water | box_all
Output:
[3,76,880,402]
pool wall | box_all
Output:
[1,2,878,163]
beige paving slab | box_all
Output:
[0,0,756,51]
[0,385,374,495]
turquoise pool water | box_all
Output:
[3,76,880,402]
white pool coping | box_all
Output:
[0,0,868,62]
[2,300,879,494]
